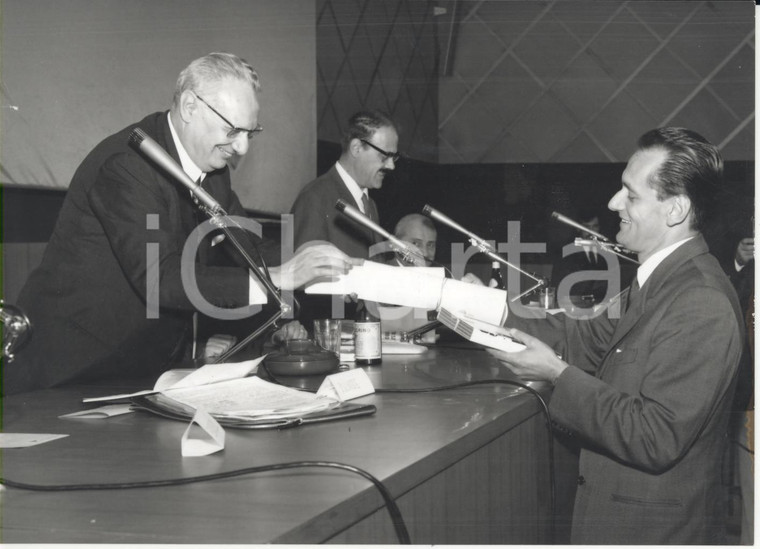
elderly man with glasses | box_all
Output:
[7,52,355,395]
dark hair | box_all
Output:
[340,110,397,151]
[637,127,723,231]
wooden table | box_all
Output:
[1,346,569,544]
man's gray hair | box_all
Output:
[173,52,260,107]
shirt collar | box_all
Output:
[636,236,694,287]
[168,112,205,183]
[335,161,368,213]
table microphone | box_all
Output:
[422,204,496,252]
[128,128,223,214]
[551,211,609,242]
[335,199,422,264]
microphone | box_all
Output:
[551,211,609,242]
[552,211,639,263]
[128,128,223,214]
[335,199,422,265]
[422,205,494,252]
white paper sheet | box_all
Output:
[439,279,508,326]
[83,357,266,403]
[306,261,508,326]
[0,433,68,448]
[306,261,446,310]
[317,368,375,402]
[59,404,133,419]
[164,376,334,418]
[181,407,225,457]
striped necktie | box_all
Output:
[361,193,373,221]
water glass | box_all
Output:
[313,319,342,356]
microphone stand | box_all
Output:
[573,238,640,264]
[551,211,639,265]
[130,128,290,365]
[422,205,546,302]
[203,209,292,364]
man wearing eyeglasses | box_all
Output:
[290,110,400,260]
[288,110,399,323]
[7,52,356,395]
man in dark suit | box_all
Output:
[290,110,399,322]
[6,52,355,395]
[291,110,399,258]
[490,128,743,544]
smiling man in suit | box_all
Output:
[490,128,743,544]
[6,53,355,395]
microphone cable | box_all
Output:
[374,378,556,543]
[0,460,411,544]
[261,363,558,544]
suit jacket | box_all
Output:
[509,235,743,544]
[290,165,382,324]
[8,112,280,394]
[290,165,381,258]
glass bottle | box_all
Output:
[488,261,505,289]
[354,301,382,365]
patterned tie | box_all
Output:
[361,193,373,221]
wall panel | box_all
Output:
[1,0,316,213]
[436,0,754,163]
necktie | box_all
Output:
[361,193,373,221]
[190,176,204,207]
[625,278,640,313]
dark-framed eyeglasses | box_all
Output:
[360,139,400,163]
[194,92,263,140]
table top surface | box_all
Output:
[1,345,548,544]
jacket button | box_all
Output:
[577,475,586,485]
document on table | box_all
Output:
[163,376,335,420]
[0,433,68,448]
[83,357,265,403]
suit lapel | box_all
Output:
[332,170,382,245]
[599,236,709,375]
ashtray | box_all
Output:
[263,339,339,376]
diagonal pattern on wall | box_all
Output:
[317,0,440,162]
[437,0,754,163]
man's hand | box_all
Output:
[204,333,237,359]
[486,327,568,384]
[735,237,754,267]
[269,241,361,290]
[271,320,308,344]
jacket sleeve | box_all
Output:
[291,184,331,251]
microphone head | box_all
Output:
[128,127,148,147]
[421,204,433,216]
[551,211,560,219]
[335,199,348,212]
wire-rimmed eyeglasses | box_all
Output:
[194,92,263,140]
